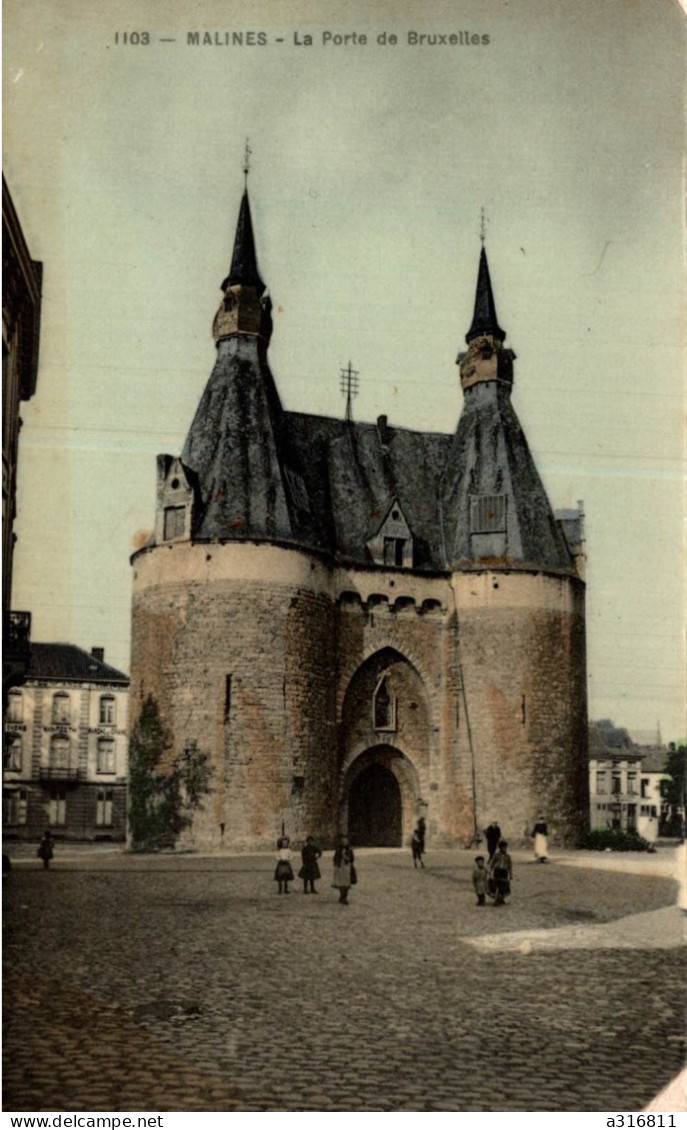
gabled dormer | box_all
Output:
[367,498,414,568]
[154,455,197,544]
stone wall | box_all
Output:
[130,542,587,851]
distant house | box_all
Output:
[3,644,129,842]
[588,719,670,841]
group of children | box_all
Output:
[472,840,513,906]
[275,833,356,904]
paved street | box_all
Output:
[3,847,686,1112]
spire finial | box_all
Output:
[340,361,359,423]
[243,138,252,187]
[479,206,486,247]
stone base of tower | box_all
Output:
[130,541,588,853]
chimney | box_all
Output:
[91,647,104,663]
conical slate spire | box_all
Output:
[221,190,265,294]
[465,246,505,343]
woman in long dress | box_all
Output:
[332,835,355,905]
[532,817,548,862]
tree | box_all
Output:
[128,694,212,850]
[661,742,686,809]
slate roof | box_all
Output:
[26,643,129,684]
[466,246,505,343]
[284,411,451,565]
[172,195,578,575]
[221,190,265,295]
[588,722,669,773]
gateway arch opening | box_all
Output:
[348,762,403,847]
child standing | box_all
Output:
[490,839,513,905]
[274,834,294,894]
[472,855,489,905]
[299,834,322,894]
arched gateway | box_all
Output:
[343,745,420,848]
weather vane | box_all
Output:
[340,361,359,423]
[243,138,252,186]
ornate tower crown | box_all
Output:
[458,245,514,392]
[213,188,272,344]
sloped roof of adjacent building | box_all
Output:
[284,411,451,566]
[26,644,129,685]
[639,748,670,774]
[589,720,669,773]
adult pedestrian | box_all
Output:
[332,835,355,904]
[484,821,501,861]
[416,816,426,853]
[490,839,513,905]
[274,834,294,894]
[532,817,548,862]
[411,827,425,869]
[299,834,322,894]
[37,830,54,870]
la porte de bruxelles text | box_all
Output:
[183,30,490,47]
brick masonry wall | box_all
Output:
[453,571,588,847]
[131,543,587,851]
[131,553,339,850]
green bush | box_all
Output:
[580,827,656,853]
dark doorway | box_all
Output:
[348,763,402,847]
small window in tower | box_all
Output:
[469,495,507,534]
[373,674,397,732]
[164,505,186,541]
[284,467,311,514]
[384,537,406,567]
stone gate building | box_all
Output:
[129,188,588,851]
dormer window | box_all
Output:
[367,498,414,568]
[164,506,186,541]
[373,674,397,732]
[470,495,507,534]
[384,538,406,567]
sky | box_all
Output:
[4,0,685,741]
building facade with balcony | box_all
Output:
[3,644,129,842]
[588,720,669,841]
[2,177,42,702]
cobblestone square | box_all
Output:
[3,847,685,1112]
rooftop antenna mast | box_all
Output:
[340,361,359,423]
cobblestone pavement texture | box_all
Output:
[3,848,686,1112]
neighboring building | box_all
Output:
[2,177,42,701]
[3,644,129,841]
[588,719,670,841]
[130,187,588,852]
